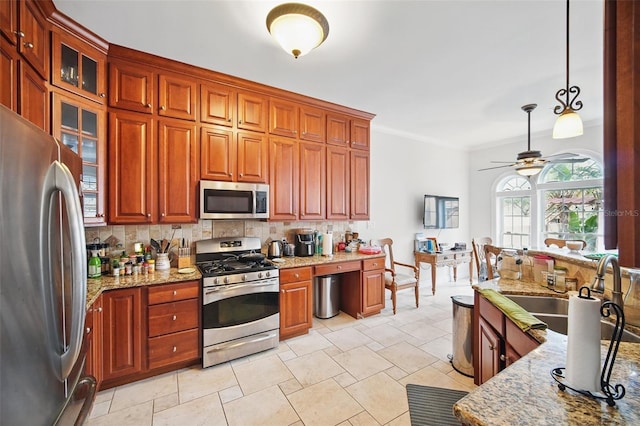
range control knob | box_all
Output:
[213,277,219,285]
[258,272,263,279]
[224,276,229,284]
[242,274,247,281]
[266,271,271,278]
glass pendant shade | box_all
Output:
[552,108,584,139]
[266,3,329,59]
[516,165,543,177]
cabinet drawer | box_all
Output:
[505,319,539,357]
[479,296,504,336]
[148,299,199,337]
[148,281,199,305]
[436,253,456,262]
[280,267,312,283]
[148,328,199,370]
[363,257,385,271]
[314,261,360,276]
[455,252,470,260]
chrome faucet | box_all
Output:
[591,254,624,310]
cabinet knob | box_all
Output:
[173,290,177,296]
[227,118,232,122]
[172,315,177,321]
[14,31,25,38]
[147,213,151,218]
[97,307,103,313]
[146,103,152,108]
[99,93,106,98]
[160,105,166,111]
[489,345,495,351]
[294,273,299,279]
[337,266,342,270]
[23,42,34,49]
[172,346,177,352]
[161,213,166,217]
[86,327,91,334]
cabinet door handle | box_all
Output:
[500,354,509,362]
[86,327,91,334]
[172,315,177,321]
[227,118,232,122]
[97,307,103,313]
[294,273,299,279]
[337,266,342,270]
[489,345,495,351]
[14,31,25,38]
[147,213,151,218]
[161,213,165,217]
[173,290,177,296]
[23,42,34,49]
[146,103,152,108]
[99,93,106,98]
[172,346,177,352]
[160,105,166,110]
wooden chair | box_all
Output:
[544,238,587,250]
[483,244,502,280]
[376,238,420,314]
[471,237,492,282]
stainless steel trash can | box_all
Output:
[314,275,340,319]
[450,295,474,377]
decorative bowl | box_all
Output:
[566,241,583,252]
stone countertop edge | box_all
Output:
[455,278,640,425]
[85,252,385,308]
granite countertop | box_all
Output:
[265,251,385,269]
[86,266,201,308]
[454,278,640,425]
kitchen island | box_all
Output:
[454,278,640,425]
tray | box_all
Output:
[359,246,382,255]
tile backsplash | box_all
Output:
[84,220,363,255]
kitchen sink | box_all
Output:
[504,295,640,343]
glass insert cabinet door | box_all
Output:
[51,32,106,104]
[52,91,106,225]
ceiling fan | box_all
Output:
[478,104,588,176]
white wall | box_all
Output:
[467,122,604,247]
[358,129,471,270]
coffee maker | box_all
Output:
[295,229,315,257]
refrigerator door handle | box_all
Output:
[41,160,87,381]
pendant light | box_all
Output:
[266,3,329,59]
[517,104,544,177]
[552,0,583,139]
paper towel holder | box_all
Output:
[550,292,626,407]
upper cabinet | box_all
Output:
[51,30,106,104]
[16,0,48,79]
[299,105,325,143]
[158,72,197,121]
[269,98,298,138]
[327,113,370,150]
[109,60,154,113]
[200,81,235,127]
[0,0,17,44]
[238,91,268,133]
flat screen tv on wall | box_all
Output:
[423,195,459,229]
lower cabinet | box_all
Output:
[279,267,313,340]
[361,258,385,316]
[84,295,103,386]
[98,280,200,389]
[473,291,540,385]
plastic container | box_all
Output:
[156,253,170,270]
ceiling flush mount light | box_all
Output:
[266,3,329,59]
[552,0,583,139]
[517,104,545,177]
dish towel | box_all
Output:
[479,288,548,332]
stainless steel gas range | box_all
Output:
[196,237,279,368]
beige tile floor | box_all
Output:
[87,276,477,425]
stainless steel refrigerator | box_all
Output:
[1,105,97,424]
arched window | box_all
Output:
[493,155,604,250]
[538,158,603,251]
[496,176,533,248]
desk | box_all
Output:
[414,249,473,295]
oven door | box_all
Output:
[202,278,279,347]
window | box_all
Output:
[493,156,604,250]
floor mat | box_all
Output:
[405,384,469,426]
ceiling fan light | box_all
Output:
[552,108,584,139]
[516,165,544,177]
[266,3,329,59]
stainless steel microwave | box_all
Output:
[199,181,269,220]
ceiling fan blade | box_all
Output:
[545,152,580,159]
[547,157,589,164]
[489,161,516,164]
[478,164,515,171]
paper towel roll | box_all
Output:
[322,232,333,256]
[565,292,602,392]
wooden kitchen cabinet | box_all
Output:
[200,81,235,127]
[147,281,200,370]
[16,0,48,79]
[326,145,350,220]
[326,113,370,150]
[108,59,154,113]
[84,295,103,387]
[299,141,325,220]
[52,90,107,225]
[157,118,198,223]
[101,288,144,384]
[18,59,48,131]
[279,267,313,340]
[0,0,17,44]
[269,97,298,138]
[350,118,370,150]
[269,136,299,220]
[299,105,325,143]
[158,72,197,121]
[473,291,540,385]
[50,30,107,104]
[108,110,155,224]
[200,126,268,183]
[361,258,385,316]
[1,36,18,111]
[238,90,268,133]
[350,149,370,220]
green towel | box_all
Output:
[479,289,547,332]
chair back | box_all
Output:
[375,238,395,272]
[544,238,587,250]
[472,237,492,279]
[483,244,502,280]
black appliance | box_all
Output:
[295,229,315,257]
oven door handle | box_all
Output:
[204,281,276,295]
[206,332,278,353]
